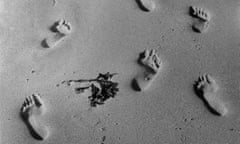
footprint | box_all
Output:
[138,49,161,74]
[132,49,161,91]
[192,21,210,33]
[41,33,65,48]
[136,0,156,12]
[189,6,211,21]
[42,19,72,48]
[54,19,72,35]
[194,74,228,116]
[20,94,49,140]
[189,6,211,33]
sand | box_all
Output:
[1,0,240,143]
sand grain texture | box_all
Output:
[1,0,240,144]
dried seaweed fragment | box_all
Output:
[89,73,119,107]
[66,72,119,107]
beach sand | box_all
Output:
[1,0,240,143]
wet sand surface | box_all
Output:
[1,0,240,143]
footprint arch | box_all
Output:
[194,74,228,116]
[20,94,49,140]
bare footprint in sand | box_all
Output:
[54,19,72,35]
[190,6,211,21]
[194,74,228,116]
[20,94,49,140]
[136,0,156,12]
[189,6,211,33]
[132,49,161,91]
[42,19,72,48]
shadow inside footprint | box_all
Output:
[131,78,141,91]
[189,6,197,19]
[20,116,44,140]
[41,39,49,48]
[192,20,209,33]
[193,82,221,116]
[135,0,151,12]
[49,21,61,33]
[189,6,210,21]
[20,94,49,140]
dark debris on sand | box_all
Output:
[89,72,119,107]
[67,72,119,107]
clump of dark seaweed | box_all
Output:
[65,72,119,107]
[89,72,119,107]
